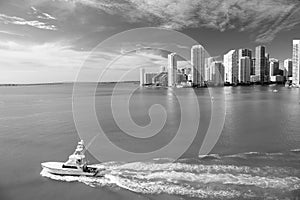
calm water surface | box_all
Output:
[0,83,299,200]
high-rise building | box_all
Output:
[153,72,168,86]
[168,53,177,87]
[239,57,251,83]
[206,57,214,82]
[251,58,256,75]
[265,53,270,82]
[238,49,252,59]
[269,58,280,77]
[255,45,268,83]
[292,40,300,86]
[210,61,224,86]
[237,49,252,84]
[191,45,206,87]
[139,68,145,86]
[284,58,293,78]
[223,50,238,84]
[144,72,158,85]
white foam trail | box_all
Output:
[132,171,300,190]
[40,161,300,198]
[244,152,260,155]
[111,162,298,177]
[265,152,284,156]
[104,174,241,198]
[291,149,300,152]
[198,154,221,159]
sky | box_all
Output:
[0,0,300,83]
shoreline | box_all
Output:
[0,81,140,87]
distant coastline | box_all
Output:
[0,81,140,87]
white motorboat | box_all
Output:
[41,140,104,177]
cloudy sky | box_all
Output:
[0,0,300,83]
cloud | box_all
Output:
[69,0,300,43]
[0,13,57,30]
[0,41,88,69]
[0,40,89,83]
[39,12,56,20]
[31,6,56,20]
[0,30,25,37]
[0,39,169,83]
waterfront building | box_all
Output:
[269,58,280,77]
[239,56,251,83]
[265,53,270,82]
[191,45,206,87]
[237,49,252,84]
[238,49,252,59]
[250,75,260,83]
[206,57,214,82]
[144,72,158,85]
[140,68,145,86]
[292,40,300,86]
[168,53,177,87]
[223,50,238,84]
[284,58,293,80]
[210,61,224,86]
[255,46,268,83]
[270,75,284,83]
[251,58,256,75]
[152,72,168,86]
[284,58,293,77]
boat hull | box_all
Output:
[41,162,103,177]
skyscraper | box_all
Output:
[251,58,256,75]
[191,45,206,87]
[292,40,300,86]
[239,57,251,83]
[206,57,214,82]
[265,53,270,82]
[238,49,252,59]
[238,49,252,83]
[223,50,238,84]
[168,53,177,87]
[139,68,145,86]
[269,58,279,77]
[255,46,267,83]
[284,58,293,78]
[211,61,224,86]
[144,72,158,85]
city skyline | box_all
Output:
[1,0,300,83]
[140,39,300,87]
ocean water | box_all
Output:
[0,83,299,200]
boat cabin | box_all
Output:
[62,140,87,169]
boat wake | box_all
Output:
[40,151,300,199]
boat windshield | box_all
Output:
[62,165,78,169]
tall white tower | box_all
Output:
[168,53,177,87]
[139,68,145,86]
[292,40,300,86]
[223,50,236,84]
[191,45,206,87]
